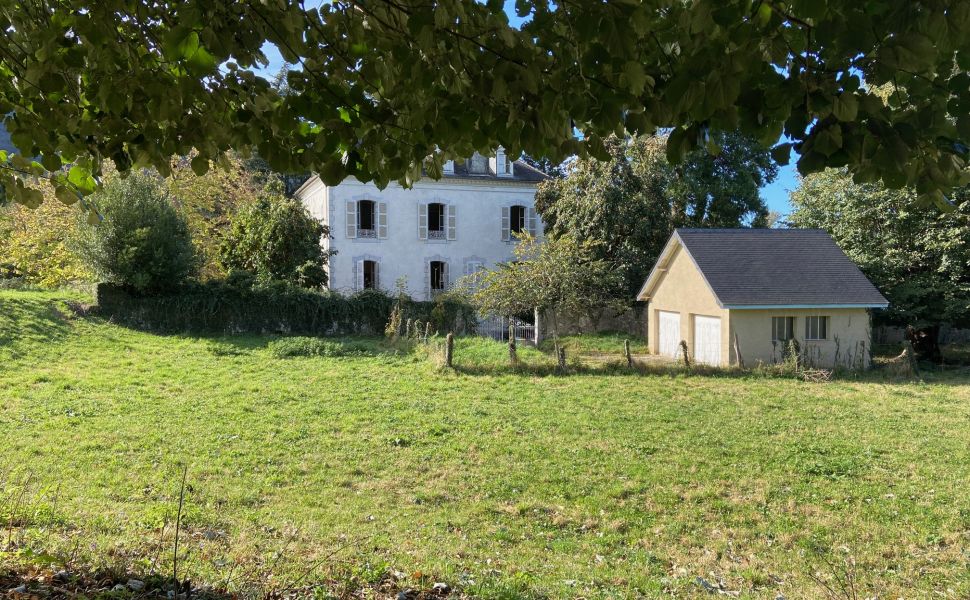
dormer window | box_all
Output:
[468,152,489,175]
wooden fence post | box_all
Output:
[445,333,454,368]
[624,339,633,367]
[424,322,431,344]
[557,346,567,371]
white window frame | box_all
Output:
[771,316,795,342]
[805,315,828,341]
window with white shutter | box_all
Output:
[357,200,376,238]
[346,201,357,238]
[377,202,388,239]
[501,206,510,241]
[527,207,537,238]
[418,203,428,240]
[509,205,526,234]
[447,204,456,240]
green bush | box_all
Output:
[268,337,352,358]
[71,172,196,295]
[94,278,477,337]
[220,188,332,288]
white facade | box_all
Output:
[294,156,546,300]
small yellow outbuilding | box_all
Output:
[637,229,888,369]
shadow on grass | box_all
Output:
[0,295,75,350]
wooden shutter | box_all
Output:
[442,261,449,289]
[346,201,357,238]
[378,202,388,238]
[355,259,364,291]
[501,206,510,241]
[447,204,456,240]
[418,203,428,240]
[527,207,537,238]
[373,261,380,290]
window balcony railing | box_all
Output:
[428,229,446,240]
[358,228,377,238]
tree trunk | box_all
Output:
[906,324,942,363]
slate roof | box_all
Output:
[648,228,888,308]
[444,159,548,183]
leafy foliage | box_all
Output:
[465,234,624,340]
[220,186,333,288]
[71,172,196,295]
[536,133,775,297]
[1,1,968,209]
[268,337,373,358]
[94,279,475,337]
[0,183,91,287]
[164,153,268,280]
[789,169,970,356]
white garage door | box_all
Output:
[658,311,681,358]
[693,315,722,366]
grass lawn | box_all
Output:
[1,290,969,598]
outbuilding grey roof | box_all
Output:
[642,228,888,308]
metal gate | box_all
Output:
[476,315,536,344]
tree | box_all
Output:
[71,171,197,295]
[0,185,91,287]
[220,185,333,288]
[789,169,970,361]
[536,132,775,298]
[164,153,268,280]
[466,234,625,354]
[1,1,967,211]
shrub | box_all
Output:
[71,172,196,295]
[0,183,92,288]
[268,337,350,358]
[93,278,476,337]
[220,188,333,288]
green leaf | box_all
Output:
[191,154,209,176]
[67,165,97,194]
[623,61,647,95]
[771,143,792,165]
[832,94,858,122]
[54,184,79,205]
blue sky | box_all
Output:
[258,2,798,215]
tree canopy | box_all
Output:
[789,168,970,359]
[1,1,968,213]
[465,233,624,342]
[220,185,333,288]
[536,133,775,298]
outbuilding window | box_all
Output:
[805,316,828,340]
[771,316,795,342]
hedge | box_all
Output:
[94,279,477,336]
